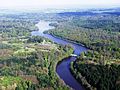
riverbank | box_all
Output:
[43,33,89,89]
[54,53,74,90]
[44,32,90,50]
[44,32,84,46]
[70,61,95,90]
[33,21,87,90]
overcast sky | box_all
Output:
[0,0,120,9]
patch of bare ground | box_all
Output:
[20,75,39,84]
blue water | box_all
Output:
[31,21,87,90]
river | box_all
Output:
[31,21,87,90]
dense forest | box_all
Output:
[0,9,120,90]
[0,13,73,90]
[46,13,120,90]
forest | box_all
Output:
[0,9,120,90]
[46,13,120,90]
[0,13,73,90]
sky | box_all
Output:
[0,0,120,9]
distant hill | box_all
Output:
[58,11,97,16]
[58,7,120,16]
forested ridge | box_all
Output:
[0,13,73,90]
[46,13,120,90]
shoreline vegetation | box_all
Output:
[44,32,86,48]
[44,33,94,90]
[0,13,74,90]
[0,8,120,90]
[70,62,95,90]
[44,33,94,89]
[46,12,120,90]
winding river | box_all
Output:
[31,21,87,90]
